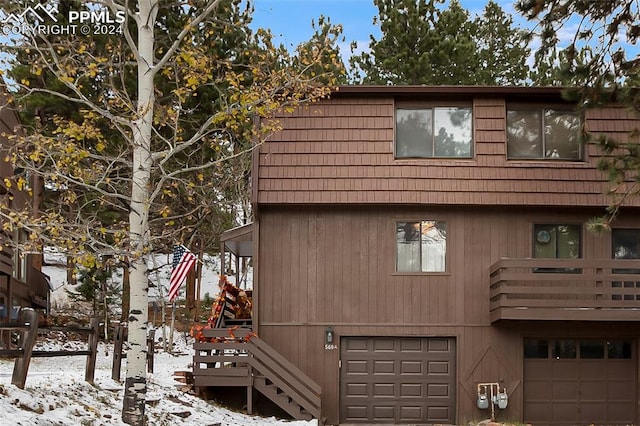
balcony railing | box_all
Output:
[490,258,640,322]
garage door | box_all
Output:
[340,337,456,424]
[524,339,636,425]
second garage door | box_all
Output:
[524,339,636,425]
[340,336,456,424]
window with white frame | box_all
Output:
[507,108,581,160]
[395,107,473,158]
[396,221,447,272]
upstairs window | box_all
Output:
[395,107,473,158]
[507,108,581,160]
[396,221,447,273]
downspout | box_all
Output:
[250,114,261,334]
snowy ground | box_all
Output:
[0,332,316,426]
[0,250,298,425]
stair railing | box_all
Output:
[197,327,321,419]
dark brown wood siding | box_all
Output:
[256,96,640,206]
[256,205,640,424]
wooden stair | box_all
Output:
[192,328,321,422]
[254,375,312,420]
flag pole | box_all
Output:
[169,301,176,354]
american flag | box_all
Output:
[167,245,197,302]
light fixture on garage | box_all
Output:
[325,326,334,344]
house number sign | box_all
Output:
[324,343,338,350]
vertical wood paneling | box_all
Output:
[307,213,319,321]
[331,213,343,322]
[292,214,305,322]
[272,213,285,322]
[257,205,640,424]
[259,204,634,327]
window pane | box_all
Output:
[580,340,604,359]
[524,339,549,358]
[534,225,580,259]
[421,221,446,272]
[397,222,421,272]
[607,340,632,359]
[534,225,581,273]
[396,221,446,273]
[552,340,576,359]
[613,229,640,259]
[534,225,557,258]
[556,225,580,259]
[507,110,542,158]
[612,229,640,273]
[396,109,433,158]
[433,108,472,157]
[544,110,581,159]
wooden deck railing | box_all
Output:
[193,327,321,422]
[490,258,640,322]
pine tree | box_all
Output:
[349,0,530,85]
[474,0,530,85]
[515,0,640,225]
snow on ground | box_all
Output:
[0,332,315,426]
[0,250,289,425]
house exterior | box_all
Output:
[0,94,49,320]
[245,85,640,426]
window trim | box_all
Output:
[394,101,474,160]
[393,219,449,275]
[506,105,583,161]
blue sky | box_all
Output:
[251,0,525,51]
[250,0,639,64]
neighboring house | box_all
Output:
[239,85,640,426]
[0,92,49,321]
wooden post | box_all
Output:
[247,363,253,415]
[146,328,155,373]
[111,324,126,381]
[12,308,38,389]
[169,302,176,353]
[194,246,204,321]
[84,317,99,384]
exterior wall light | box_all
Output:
[325,326,334,344]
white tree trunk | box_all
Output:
[122,1,157,424]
